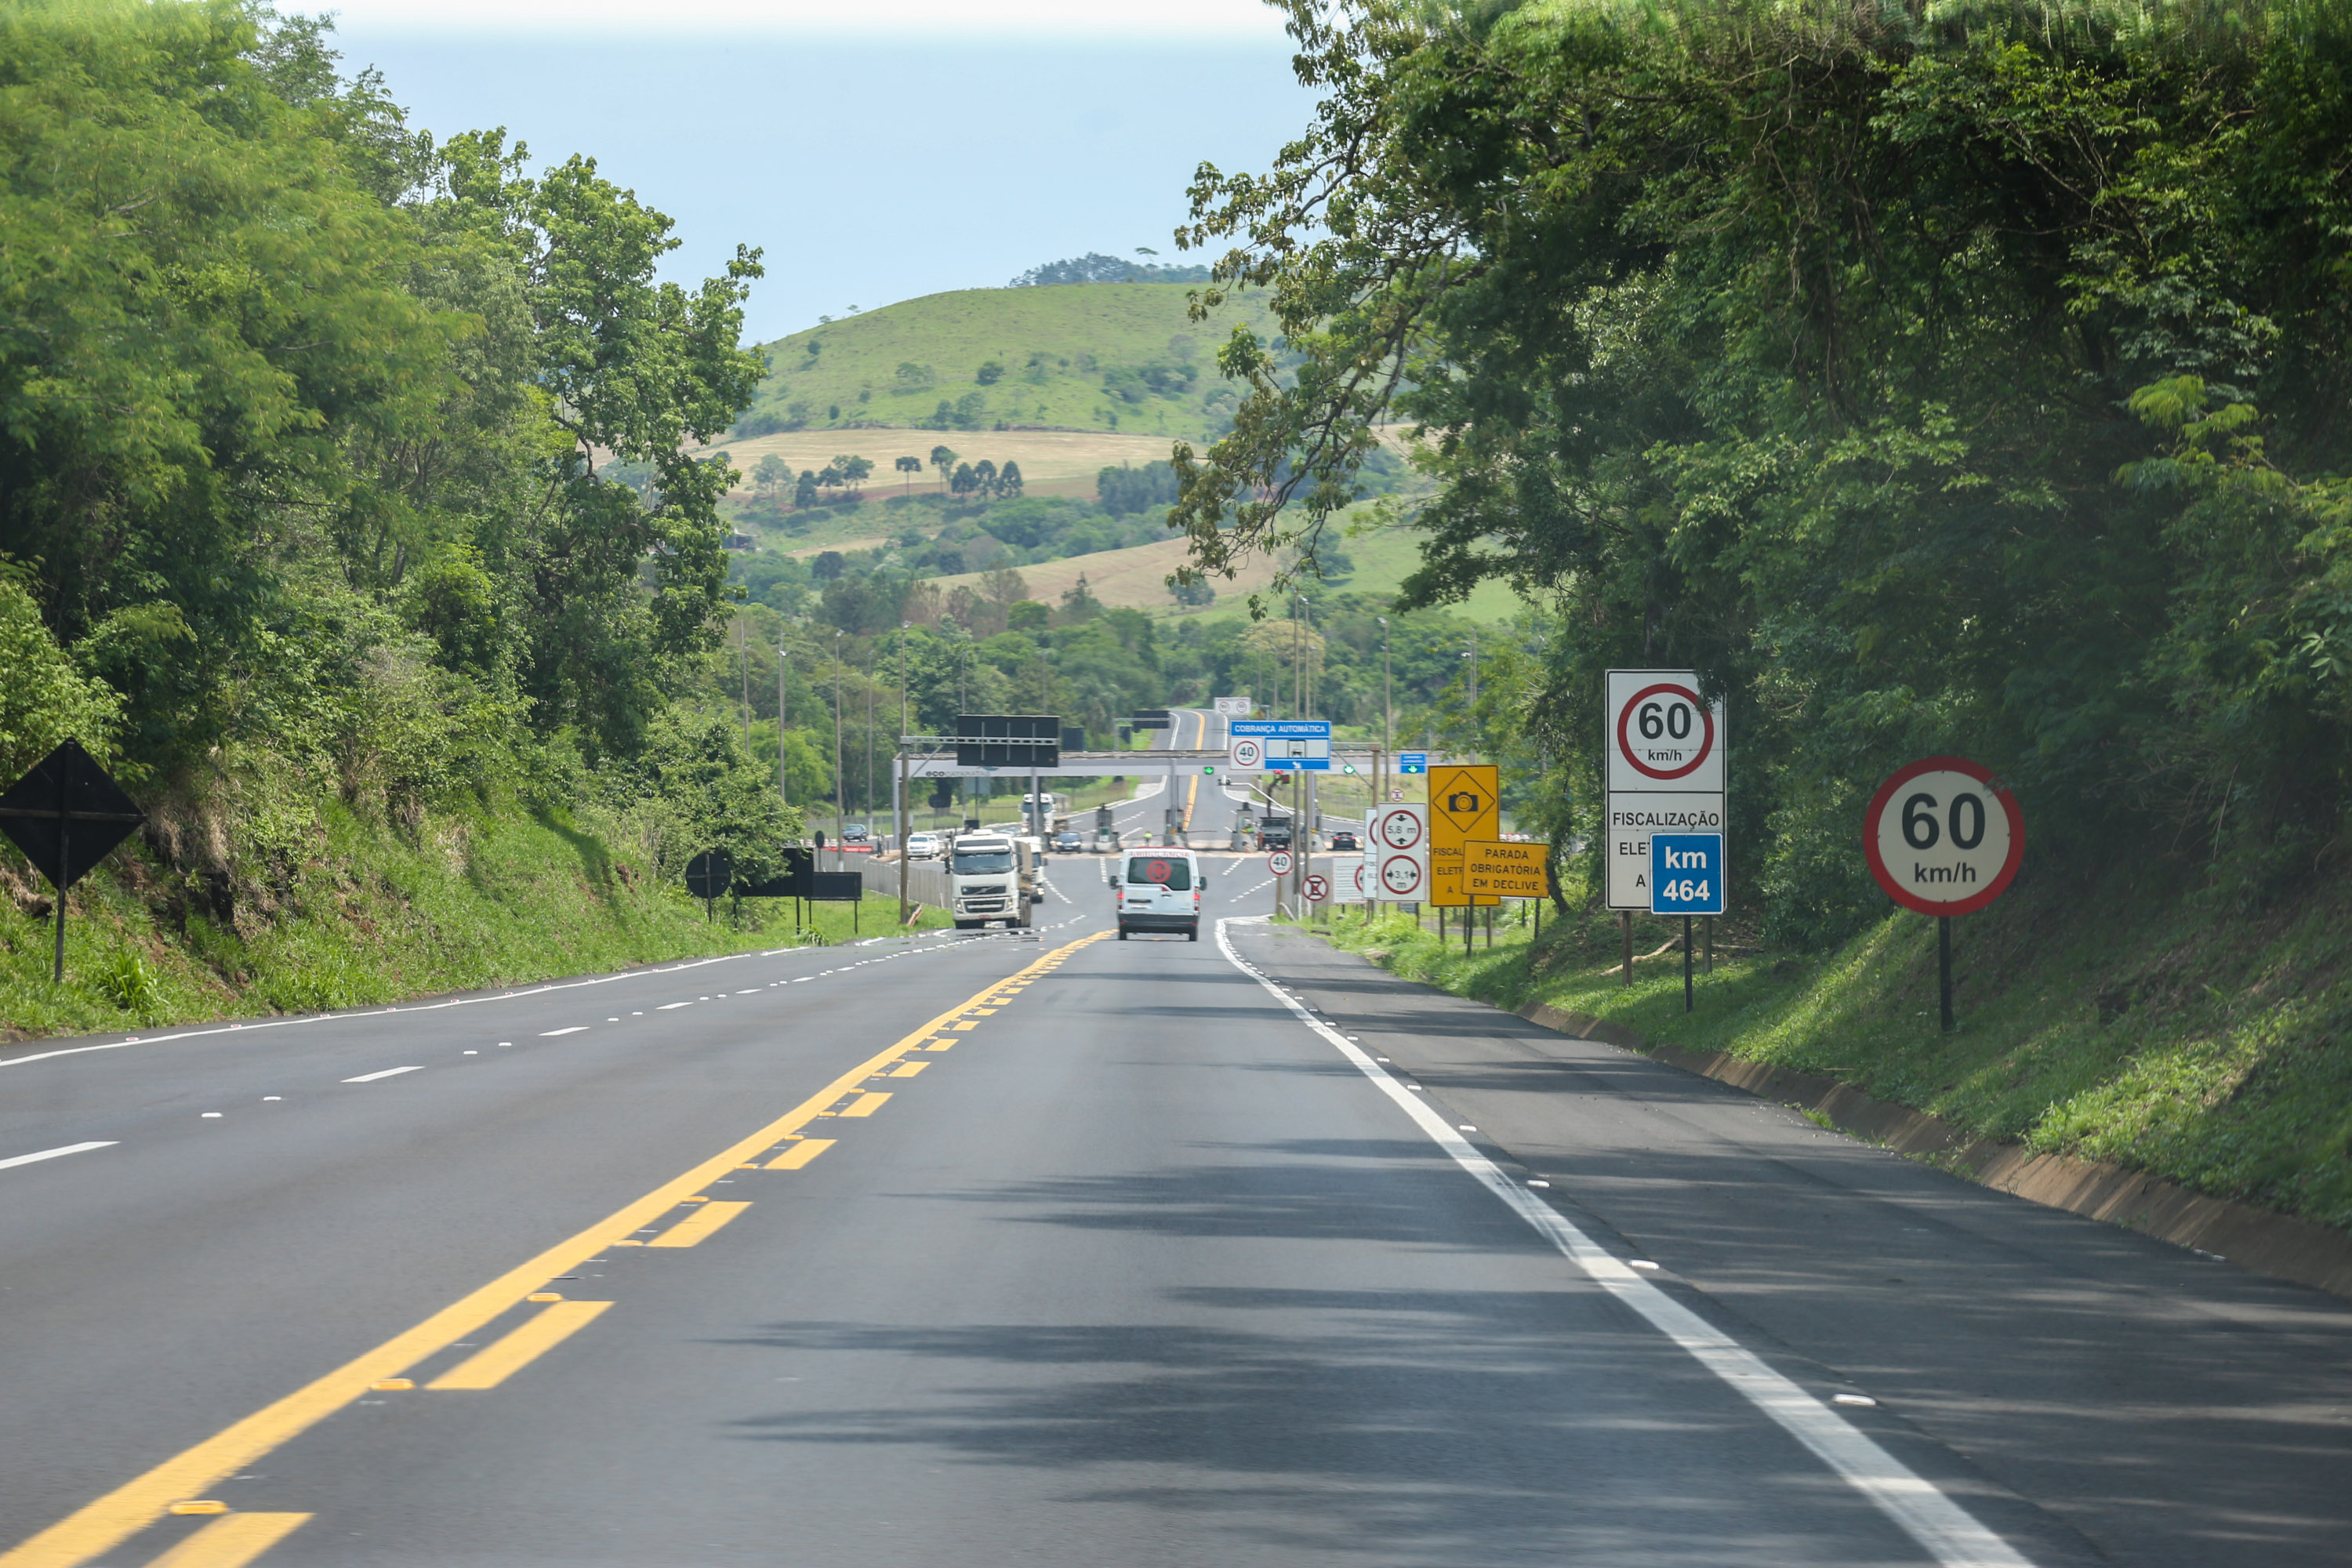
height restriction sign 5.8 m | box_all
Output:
[1606,670,1726,911]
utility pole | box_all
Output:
[739,616,751,753]
[778,643,789,808]
[832,629,845,865]
[866,649,877,837]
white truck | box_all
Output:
[946,831,1040,930]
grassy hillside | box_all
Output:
[1312,862,2352,1237]
[737,284,1277,441]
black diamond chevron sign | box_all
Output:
[0,739,147,982]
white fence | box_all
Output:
[856,855,955,912]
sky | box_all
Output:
[323,1,1316,345]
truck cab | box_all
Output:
[947,833,1035,929]
[1258,815,1294,852]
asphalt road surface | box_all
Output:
[3,870,2347,1567]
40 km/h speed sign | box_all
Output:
[1230,737,1265,771]
[1865,757,2024,916]
[1266,849,1295,877]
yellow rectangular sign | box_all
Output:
[1465,839,1550,899]
[1427,764,1500,906]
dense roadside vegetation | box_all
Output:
[1185,0,2352,1229]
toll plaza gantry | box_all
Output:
[891,740,1395,851]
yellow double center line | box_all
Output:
[2,931,1109,1568]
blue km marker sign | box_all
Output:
[1398,751,1428,775]
[1650,833,1725,916]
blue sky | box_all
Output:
[326,4,1313,345]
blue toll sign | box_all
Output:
[1399,752,1428,775]
[1649,833,1725,916]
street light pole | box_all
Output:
[778,644,789,808]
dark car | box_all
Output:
[840,822,870,843]
[1328,830,1360,851]
[1054,829,1084,852]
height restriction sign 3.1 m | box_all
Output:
[1606,670,1726,911]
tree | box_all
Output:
[1059,573,1103,624]
[753,453,792,500]
[998,461,1025,499]
[895,455,923,493]
[1174,0,2352,944]
[1007,600,1051,631]
[794,468,820,509]
[951,462,979,501]
[980,568,1029,608]
[973,459,999,498]
[811,551,846,583]
[930,445,958,494]
[976,361,1005,385]
[833,454,873,495]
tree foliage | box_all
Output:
[1174,0,2352,939]
[0,1,786,893]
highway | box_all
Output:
[3,867,2349,1565]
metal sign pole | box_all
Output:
[52,794,67,984]
[896,746,911,931]
[1684,915,1694,1011]
[1940,915,1955,1032]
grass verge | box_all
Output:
[1308,866,2352,1236]
[0,804,949,1041]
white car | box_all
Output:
[904,832,943,859]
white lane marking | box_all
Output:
[539,1026,590,1037]
[1212,916,2035,1568]
[341,1065,426,1083]
[657,1002,693,1011]
[0,1141,117,1171]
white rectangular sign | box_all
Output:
[1369,802,1429,900]
[1213,696,1252,718]
[1605,670,1726,911]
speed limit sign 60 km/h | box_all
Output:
[1266,849,1294,877]
[1865,756,2024,916]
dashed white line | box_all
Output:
[342,1065,426,1083]
[539,1026,591,1037]
[657,1002,693,1011]
[0,1141,117,1171]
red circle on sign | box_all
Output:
[1616,684,1715,781]
[1267,851,1293,875]
[1862,755,2024,917]
[1143,858,1173,884]
[1377,808,1423,850]
[1305,875,1329,901]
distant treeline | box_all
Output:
[1009,253,1213,287]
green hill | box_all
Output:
[736,283,1276,442]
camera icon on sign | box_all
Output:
[1446,792,1482,814]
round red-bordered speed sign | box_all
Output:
[1616,682,1716,781]
[1267,849,1294,877]
[1374,804,1424,851]
[1864,756,2024,916]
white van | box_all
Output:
[1110,848,1203,941]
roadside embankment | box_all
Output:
[0,804,942,1041]
[1305,873,2352,1298]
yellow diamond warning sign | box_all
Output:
[1427,764,1499,907]
[1465,839,1550,899]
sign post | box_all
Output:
[0,740,147,983]
[1650,833,1725,1011]
[1606,670,1726,986]
[1372,802,1428,908]
[1864,757,2024,1032]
